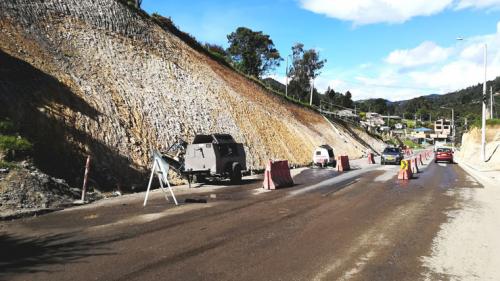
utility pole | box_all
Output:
[481,44,487,161]
[452,108,455,149]
[285,56,289,97]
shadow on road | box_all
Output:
[194,178,261,187]
[0,232,115,279]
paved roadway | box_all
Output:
[0,156,482,281]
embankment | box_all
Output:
[457,125,500,170]
[0,0,384,189]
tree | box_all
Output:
[343,91,353,108]
[288,43,326,101]
[322,88,354,109]
[227,27,282,77]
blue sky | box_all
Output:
[143,0,500,101]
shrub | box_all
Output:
[0,135,33,152]
[402,139,421,149]
[470,118,500,128]
[0,160,18,169]
[0,119,15,134]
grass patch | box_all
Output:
[0,160,18,169]
[470,118,500,128]
[402,139,422,149]
[0,135,33,152]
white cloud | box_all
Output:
[314,21,500,101]
[300,0,500,25]
[459,43,485,62]
[300,0,452,25]
[455,0,500,10]
[386,41,451,67]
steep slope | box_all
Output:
[457,125,500,170]
[0,0,383,189]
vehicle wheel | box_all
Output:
[381,161,385,165]
[434,160,438,163]
[230,164,242,184]
[397,160,401,165]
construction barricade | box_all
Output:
[337,155,351,172]
[263,160,294,190]
[368,153,375,164]
[398,159,413,180]
[410,158,419,174]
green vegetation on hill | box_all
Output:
[0,118,32,166]
[356,77,500,128]
[471,118,500,128]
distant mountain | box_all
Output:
[355,76,500,124]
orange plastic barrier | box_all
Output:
[368,153,375,164]
[337,155,351,172]
[398,159,413,180]
[263,160,294,190]
[410,158,419,174]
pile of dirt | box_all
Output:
[0,161,102,219]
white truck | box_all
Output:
[312,145,336,168]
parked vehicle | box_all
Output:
[435,147,454,163]
[161,134,247,184]
[183,134,247,184]
[313,145,336,167]
[381,147,404,165]
[434,141,448,151]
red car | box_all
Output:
[435,147,454,163]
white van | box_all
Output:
[313,145,336,167]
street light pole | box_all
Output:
[441,106,455,148]
[452,108,455,149]
[481,44,487,161]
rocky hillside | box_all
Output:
[0,0,384,190]
[457,125,500,171]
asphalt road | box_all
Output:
[0,159,481,281]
